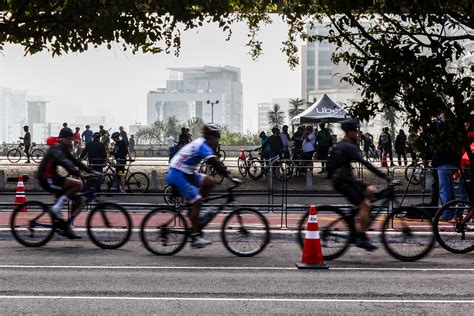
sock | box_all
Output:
[51,195,70,217]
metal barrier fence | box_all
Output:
[1,158,467,228]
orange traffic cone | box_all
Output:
[14,176,27,212]
[296,205,328,269]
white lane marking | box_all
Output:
[0,296,473,303]
[0,265,473,272]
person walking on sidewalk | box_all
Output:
[395,129,408,166]
[379,127,394,166]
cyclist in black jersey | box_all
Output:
[37,128,92,239]
[326,119,393,251]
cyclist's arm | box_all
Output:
[66,149,91,173]
[206,156,229,178]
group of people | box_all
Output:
[258,123,334,173]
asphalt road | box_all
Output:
[0,240,472,315]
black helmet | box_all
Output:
[92,132,100,139]
[202,123,221,137]
[111,132,121,140]
[58,128,74,138]
[340,119,360,132]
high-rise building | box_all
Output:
[0,87,27,143]
[147,65,243,132]
[302,23,356,103]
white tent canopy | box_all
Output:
[291,94,349,124]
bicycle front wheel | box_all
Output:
[404,163,425,185]
[140,208,188,256]
[221,208,270,257]
[381,207,435,261]
[86,203,132,249]
[433,200,473,254]
[10,201,55,247]
[127,172,150,193]
[297,205,352,261]
[247,159,263,180]
[7,148,21,163]
[31,149,45,163]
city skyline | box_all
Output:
[0,19,302,134]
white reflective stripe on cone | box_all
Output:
[305,231,320,239]
[15,195,26,197]
[308,215,318,223]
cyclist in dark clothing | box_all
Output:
[20,125,31,163]
[37,128,92,239]
[80,132,107,172]
[327,119,393,251]
[178,127,190,145]
[111,132,128,193]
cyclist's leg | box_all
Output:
[64,177,85,217]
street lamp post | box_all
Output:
[206,100,219,123]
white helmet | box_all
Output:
[202,123,221,137]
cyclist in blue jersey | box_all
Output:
[166,123,234,248]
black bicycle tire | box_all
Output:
[381,206,435,261]
[86,203,132,249]
[221,207,270,257]
[7,148,21,163]
[219,149,226,162]
[274,160,293,181]
[31,149,45,163]
[404,163,424,185]
[433,200,474,254]
[10,201,55,247]
[237,157,248,177]
[127,172,150,193]
[101,174,114,192]
[140,207,188,256]
[247,159,263,180]
[296,205,352,261]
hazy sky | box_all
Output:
[0,17,302,132]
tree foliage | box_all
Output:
[267,103,285,129]
[288,98,307,120]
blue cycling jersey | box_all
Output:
[169,138,215,174]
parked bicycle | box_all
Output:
[144,144,168,157]
[296,182,435,261]
[237,147,260,177]
[433,199,473,254]
[10,173,132,249]
[7,140,45,163]
[101,159,150,193]
[140,179,270,257]
[247,155,292,181]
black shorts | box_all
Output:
[39,176,66,196]
[115,159,126,176]
[333,180,368,206]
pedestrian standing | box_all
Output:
[406,128,418,164]
[73,127,81,156]
[167,135,176,161]
[268,127,283,159]
[280,125,290,159]
[59,122,68,136]
[395,129,408,166]
[316,123,333,173]
[81,125,93,145]
[99,125,110,148]
[302,125,316,173]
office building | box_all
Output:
[0,87,27,143]
[147,65,243,132]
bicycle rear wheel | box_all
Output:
[7,148,21,163]
[31,149,45,163]
[381,207,435,261]
[221,208,270,257]
[433,200,473,254]
[404,163,425,185]
[10,201,55,247]
[127,172,150,193]
[86,203,132,249]
[297,205,352,260]
[237,157,248,177]
[140,208,188,255]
